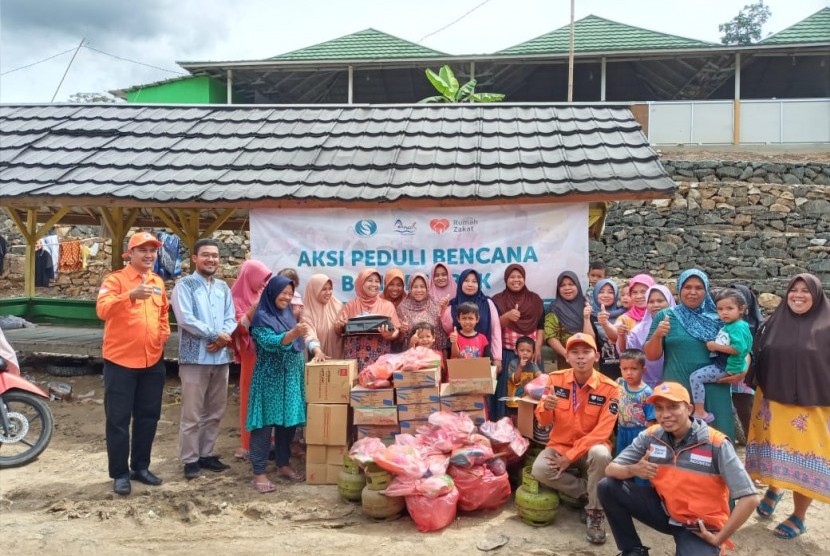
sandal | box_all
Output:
[234,449,249,461]
[277,468,305,483]
[774,515,806,539]
[757,488,784,519]
[250,479,275,494]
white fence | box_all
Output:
[646,98,830,145]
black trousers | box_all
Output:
[249,425,296,475]
[597,477,720,556]
[103,358,166,478]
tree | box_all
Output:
[68,92,119,103]
[719,1,772,45]
[419,65,504,103]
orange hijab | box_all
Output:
[341,268,400,325]
[381,268,406,308]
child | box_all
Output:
[586,260,607,296]
[449,301,492,360]
[409,321,447,381]
[506,336,543,415]
[618,284,632,310]
[615,349,655,455]
[690,288,753,422]
[278,268,304,321]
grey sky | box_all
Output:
[0,0,827,103]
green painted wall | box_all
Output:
[126,75,227,104]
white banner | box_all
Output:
[250,203,588,301]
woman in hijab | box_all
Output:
[396,272,445,349]
[230,260,272,461]
[247,275,308,491]
[728,283,765,440]
[745,274,830,539]
[301,274,344,362]
[381,268,406,309]
[429,263,455,353]
[612,274,656,343]
[590,278,624,380]
[492,263,545,419]
[644,269,734,437]
[339,268,401,372]
[544,271,594,370]
[620,284,676,387]
[441,269,503,371]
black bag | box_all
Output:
[343,315,394,336]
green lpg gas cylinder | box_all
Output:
[361,485,404,520]
[515,466,559,526]
[337,465,366,503]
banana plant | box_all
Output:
[419,65,505,103]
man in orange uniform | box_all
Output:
[96,231,170,496]
[531,333,618,544]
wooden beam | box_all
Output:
[201,208,235,238]
[99,207,139,271]
[5,206,70,297]
[152,208,187,238]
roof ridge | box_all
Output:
[760,6,830,44]
[268,27,447,61]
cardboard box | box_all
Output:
[305,360,358,404]
[463,409,487,425]
[306,462,343,485]
[350,387,395,407]
[399,419,429,432]
[352,406,398,425]
[395,386,440,405]
[397,402,441,421]
[517,396,550,442]
[439,388,487,411]
[445,358,496,395]
[306,444,349,466]
[392,368,440,388]
[306,404,349,445]
[356,425,400,441]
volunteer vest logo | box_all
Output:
[353,219,378,237]
[429,218,450,234]
[394,219,417,235]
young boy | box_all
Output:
[587,261,607,297]
[615,349,655,456]
[449,302,491,360]
[506,336,543,416]
[409,321,447,381]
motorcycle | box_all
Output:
[0,329,54,468]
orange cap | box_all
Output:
[646,382,691,404]
[565,332,597,352]
[127,232,162,251]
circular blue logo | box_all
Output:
[354,219,378,237]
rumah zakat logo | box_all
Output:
[353,219,378,237]
[429,218,450,234]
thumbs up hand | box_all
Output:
[656,315,671,338]
[131,273,155,300]
[598,303,609,326]
[583,301,593,320]
[634,445,659,480]
[449,326,459,346]
[508,303,521,323]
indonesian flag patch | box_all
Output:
[689,447,713,465]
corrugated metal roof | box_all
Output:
[498,15,715,55]
[0,103,675,205]
[760,7,830,45]
[269,28,447,61]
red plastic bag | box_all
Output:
[449,434,494,468]
[373,444,428,479]
[349,437,386,465]
[417,426,462,454]
[428,411,476,443]
[448,464,511,512]
[479,417,530,462]
[385,475,420,497]
[397,346,441,371]
[525,373,550,400]
[386,474,454,499]
[405,486,459,532]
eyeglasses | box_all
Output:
[198,253,220,259]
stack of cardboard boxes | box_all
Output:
[305,359,357,485]
[351,385,398,442]
[394,367,441,433]
[440,358,495,424]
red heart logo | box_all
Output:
[430,218,450,234]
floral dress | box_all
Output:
[246,327,306,431]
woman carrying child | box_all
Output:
[544,270,594,370]
[619,284,675,388]
[492,263,545,420]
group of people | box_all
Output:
[92,231,829,555]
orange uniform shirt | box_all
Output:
[535,368,619,464]
[96,264,170,368]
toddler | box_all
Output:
[409,321,446,381]
[615,349,655,455]
[506,336,543,414]
[449,302,491,360]
[690,288,753,422]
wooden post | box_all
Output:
[5,206,70,298]
[99,207,139,271]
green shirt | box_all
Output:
[718,321,753,374]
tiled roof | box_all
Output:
[0,104,675,204]
[270,28,446,60]
[498,15,715,55]
[760,7,830,45]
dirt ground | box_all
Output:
[2,369,828,556]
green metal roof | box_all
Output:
[269,28,447,60]
[498,14,715,55]
[760,7,830,45]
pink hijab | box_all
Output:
[624,273,656,323]
[428,263,456,301]
[230,260,272,356]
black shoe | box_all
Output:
[130,468,163,486]
[113,476,131,495]
[183,462,201,480]
[618,548,650,556]
[198,456,230,472]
